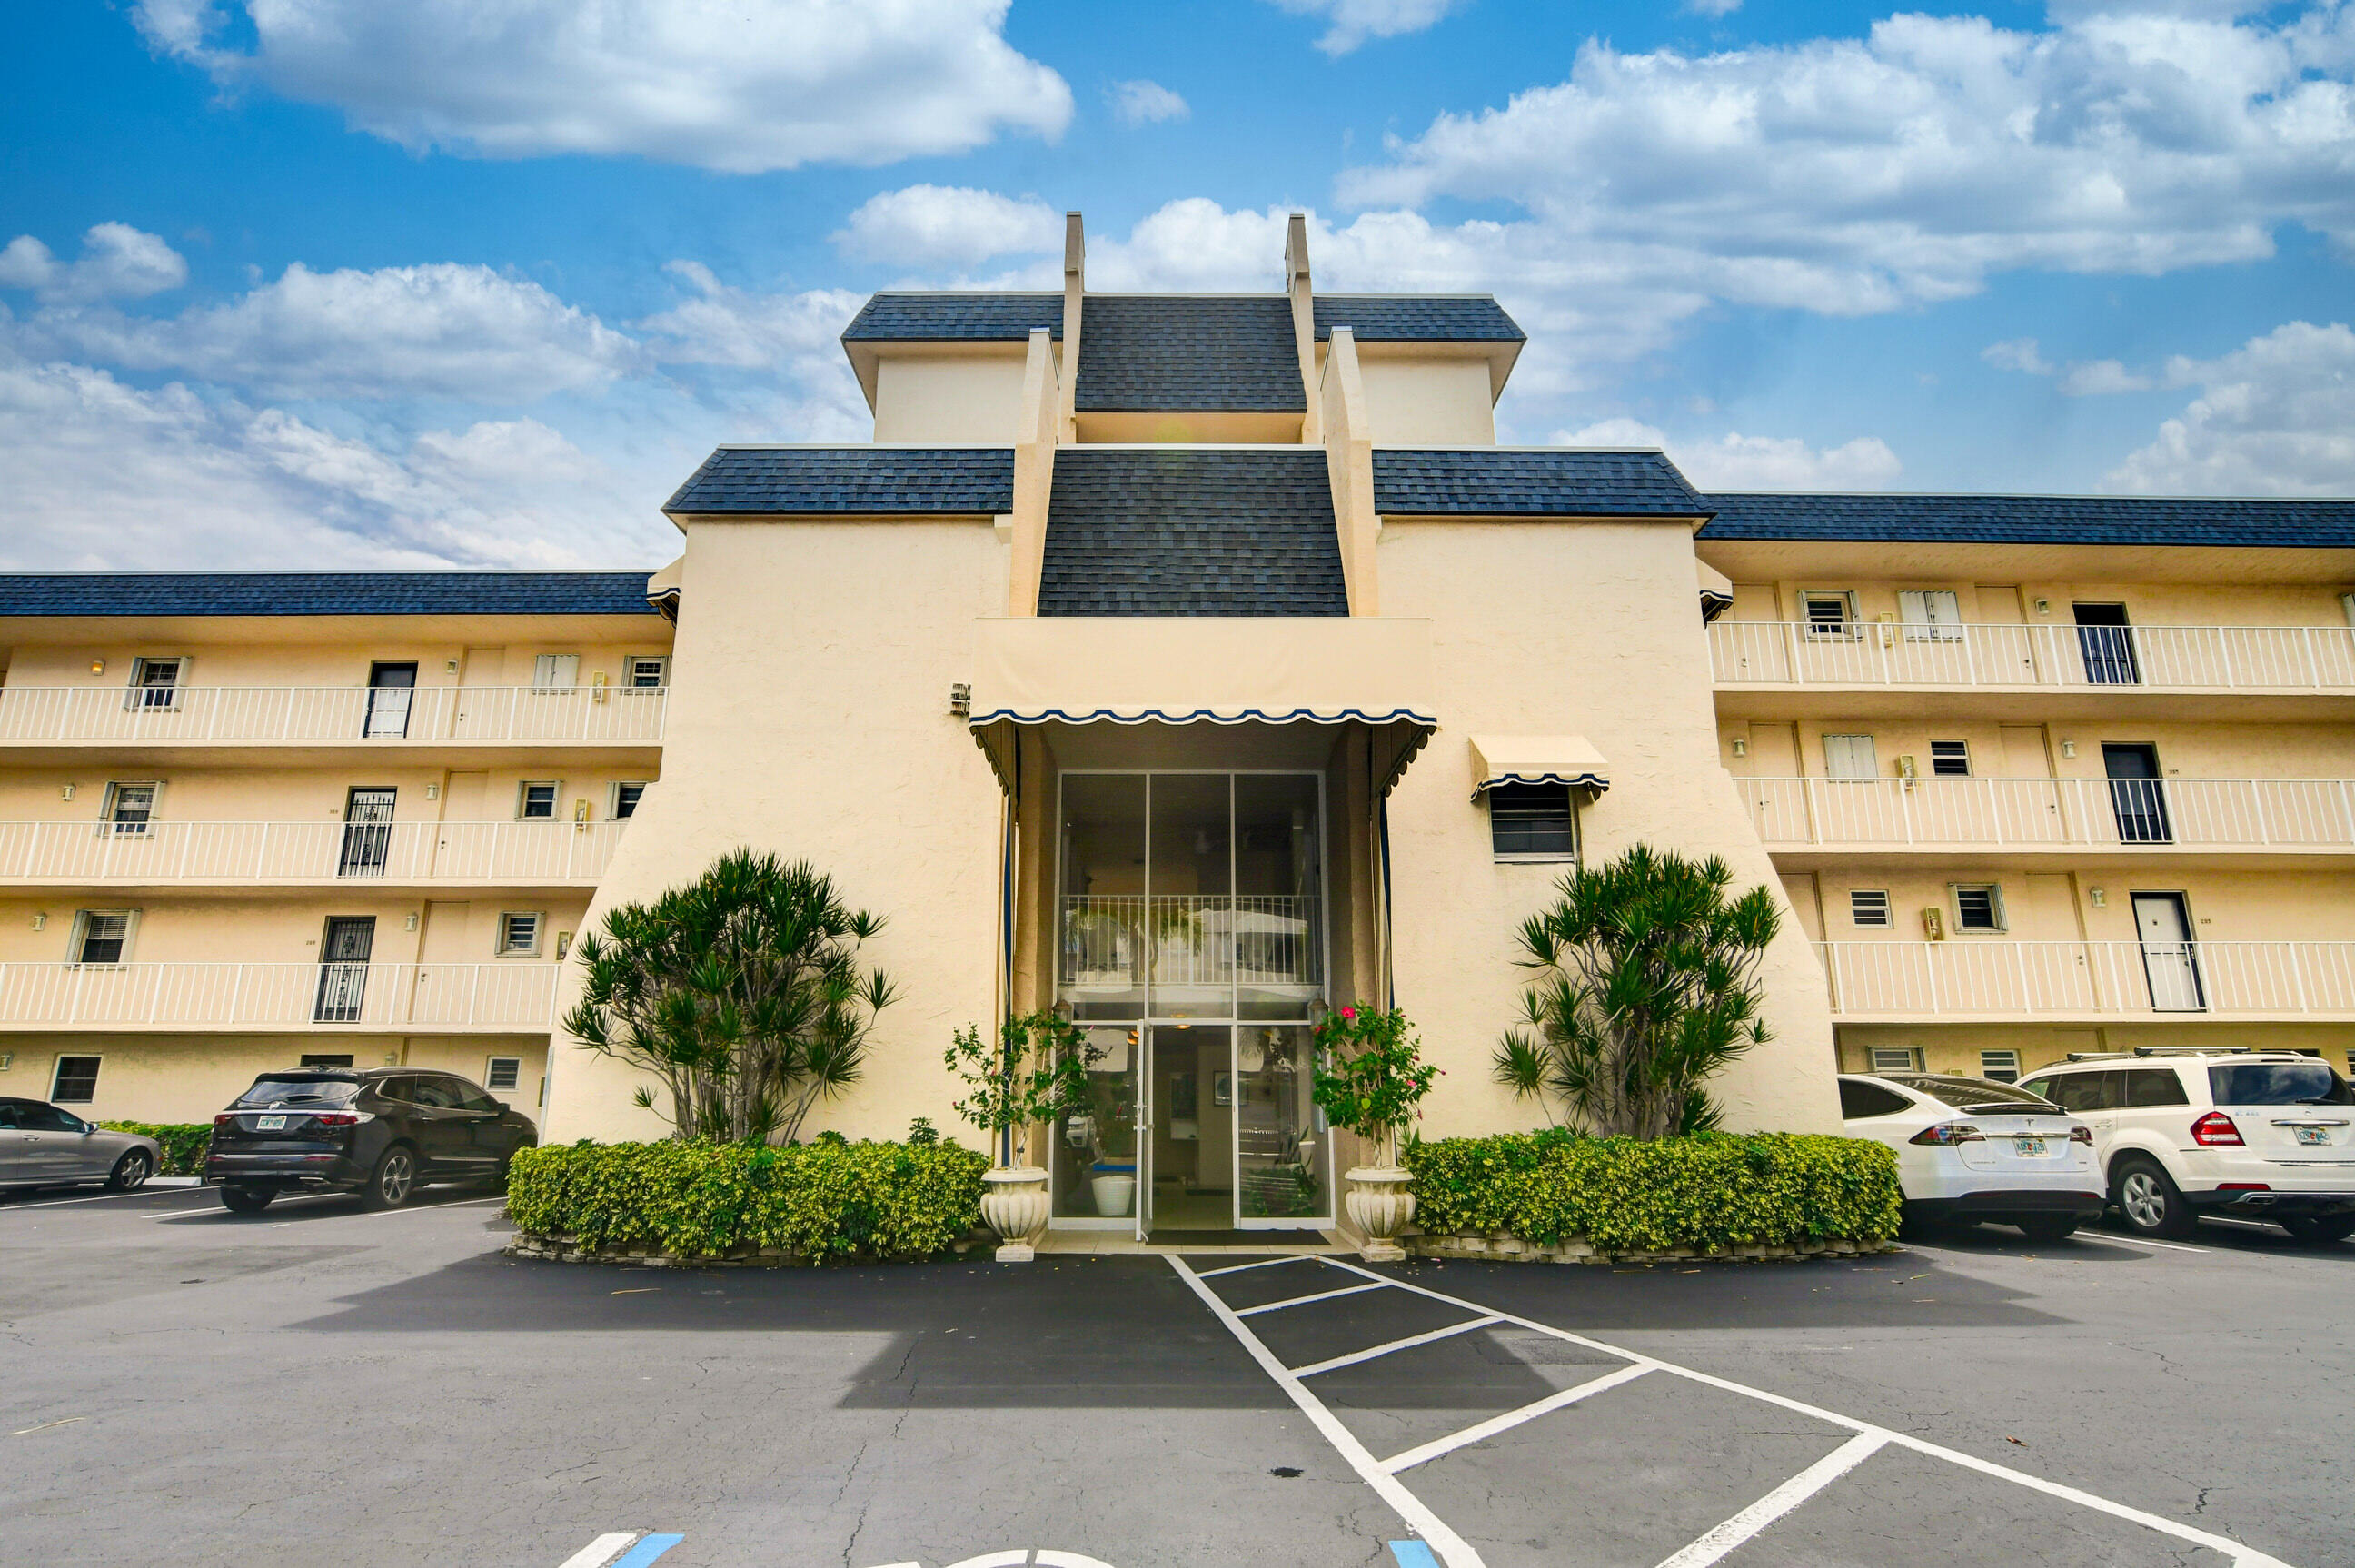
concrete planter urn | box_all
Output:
[1089,1172,1136,1216]
[1344,1166,1416,1264]
[980,1166,1051,1262]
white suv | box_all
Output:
[2017,1050,2355,1244]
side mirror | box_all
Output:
[491,1102,509,1115]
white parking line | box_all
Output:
[1653,1432,1888,1568]
[1234,1281,1386,1316]
[558,1533,641,1568]
[1381,1363,1654,1475]
[2062,1233,2209,1255]
[1195,1255,1316,1279]
[0,1187,214,1211]
[1292,1315,1504,1378]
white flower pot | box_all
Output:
[979,1166,1050,1262]
[1344,1166,1416,1264]
[1090,1173,1136,1216]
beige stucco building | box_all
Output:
[5,213,2352,1238]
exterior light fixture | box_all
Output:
[31,913,46,930]
[60,783,76,801]
[90,658,106,674]
[2060,739,2077,759]
[949,682,972,716]
[1730,737,1747,757]
[2034,599,2051,615]
[403,913,420,931]
[2089,888,2107,908]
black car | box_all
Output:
[204,1067,537,1214]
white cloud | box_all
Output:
[831,186,1061,268]
[132,0,1073,173]
[1982,338,2055,376]
[1555,417,1903,490]
[1685,0,1744,17]
[15,258,642,402]
[1270,0,1465,55]
[2111,320,2355,493]
[1108,79,1189,127]
[1337,8,2355,317]
[2058,358,2156,395]
[0,223,189,304]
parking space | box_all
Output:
[1,1193,2342,1568]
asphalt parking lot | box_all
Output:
[2,1184,2347,1568]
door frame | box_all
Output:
[2131,891,2206,1013]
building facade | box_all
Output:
[4,213,2350,1239]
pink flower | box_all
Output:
[1339,1006,1356,1020]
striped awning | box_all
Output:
[1468,735,1610,800]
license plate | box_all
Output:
[255,1114,286,1131]
[2012,1136,2048,1157]
[2295,1126,2330,1146]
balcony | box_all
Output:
[0,961,560,1032]
[1817,939,2355,1021]
[0,683,666,755]
[1059,895,1323,992]
[1710,620,2355,719]
[0,819,626,888]
[1744,777,2355,864]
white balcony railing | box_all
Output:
[1817,940,2355,1017]
[1744,777,2355,849]
[1059,894,1322,989]
[0,684,666,745]
[1711,620,2355,690]
[0,819,628,884]
[0,961,561,1031]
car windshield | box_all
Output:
[232,1077,361,1109]
[2210,1062,2352,1107]
[1890,1076,2062,1111]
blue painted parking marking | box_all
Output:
[1387,1543,1440,1568]
[611,1535,684,1568]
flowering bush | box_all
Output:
[1310,1005,1439,1168]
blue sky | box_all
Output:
[2,0,2350,571]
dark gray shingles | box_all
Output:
[1698,492,2355,547]
[840,293,1061,341]
[1313,295,1525,342]
[0,572,663,618]
[1372,449,1707,516]
[665,447,1014,514]
[1075,296,1305,413]
[1038,448,1346,616]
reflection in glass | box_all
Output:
[1053,1025,1140,1219]
[1235,1024,1331,1222]
[1058,775,1147,1021]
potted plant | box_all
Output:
[1311,1005,1439,1262]
[947,1011,1098,1261]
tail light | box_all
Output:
[2191,1112,2243,1146]
[312,1113,366,1127]
[1910,1123,1983,1146]
[2069,1125,2094,1145]
[214,1113,235,1126]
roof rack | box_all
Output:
[2062,1046,2294,1062]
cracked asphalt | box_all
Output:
[1,1184,2347,1568]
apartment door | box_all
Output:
[1998,725,2062,841]
[2074,604,2140,685]
[2103,745,2171,844]
[364,662,418,738]
[338,788,397,878]
[313,916,376,1023]
[2132,893,2204,1012]
[455,649,507,739]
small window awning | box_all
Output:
[1696,559,1734,623]
[1468,734,1610,801]
[969,617,1438,794]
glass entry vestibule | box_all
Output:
[1052,773,1334,1236]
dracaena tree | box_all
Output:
[562,849,896,1144]
[1492,844,1781,1139]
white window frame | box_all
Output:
[102,780,162,838]
[125,655,189,712]
[625,655,671,690]
[517,780,561,820]
[1823,733,1878,780]
[1950,882,2006,934]
[69,908,138,968]
[496,911,545,958]
[1486,783,1580,863]
[1849,889,1892,928]
[483,1056,522,1092]
[49,1053,103,1105]
[1899,589,1965,643]
[531,653,581,694]
[1868,1047,1923,1074]
[1980,1049,2022,1084]
[1800,591,1859,640]
[610,781,649,819]
[1928,739,1972,777]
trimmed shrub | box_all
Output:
[1405,1129,1902,1255]
[101,1122,212,1176]
[506,1138,989,1263]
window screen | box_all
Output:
[1850,889,1892,928]
[485,1057,522,1091]
[1929,741,1971,777]
[1953,885,2002,931]
[1979,1049,2022,1084]
[50,1056,101,1103]
[1488,783,1576,858]
[499,912,542,955]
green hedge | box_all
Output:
[1405,1129,1903,1254]
[506,1138,989,1263]
[101,1122,213,1176]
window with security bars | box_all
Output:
[50,1056,102,1103]
[1850,889,1892,928]
[484,1057,522,1091]
[1929,740,1971,776]
[1802,592,1856,639]
[1869,1047,1923,1073]
[1487,783,1576,859]
[1980,1049,2022,1084]
[1952,884,2004,932]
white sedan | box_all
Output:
[1839,1073,2104,1243]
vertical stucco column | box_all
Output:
[1058,212,1084,442]
[1320,327,1380,615]
[1287,212,1320,445]
[1006,329,1060,617]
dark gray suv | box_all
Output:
[204,1067,536,1214]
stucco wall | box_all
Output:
[872,353,1030,445]
[1356,358,1496,448]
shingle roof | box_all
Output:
[1038,448,1347,616]
[665,447,1014,514]
[1075,296,1305,413]
[1697,492,2355,547]
[0,572,663,618]
[1314,295,1525,343]
[1372,449,1708,517]
[840,293,1061,342]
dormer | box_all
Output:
[1312,296,1524,447]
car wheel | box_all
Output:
[363,1146,416,1210]
[2112,1157,2196,1239]
[2016,1216,2079,1244]
[220,1186,273,1215]
[105,1150,154,1192]
[2280,1216,2355,1245]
